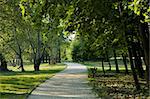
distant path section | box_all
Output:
[27,62,97,99]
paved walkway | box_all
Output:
[27,62,97,99]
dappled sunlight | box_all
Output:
[1,0,148,98]
[0,64,66,98]
[7,63,65,72]
[56,74,87,79]
[28,63,96,99]
[87,64,149,98]
[28,94,95,99]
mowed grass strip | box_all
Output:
[0,63,66,99]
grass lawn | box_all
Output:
[82,61,132,72]
[82,61,149,99]
[0,63,66,99]
[82,60,146,71]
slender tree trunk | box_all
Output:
[148,23,150,88]
[139,13,149,87]
[18,45,25,72]
[125,29,140,90]
[106,52,111,71]
[33,30,42,71]
[136,41,145,78]
[113,49,119,73]
[123,4,141,89]
[108,59,111,71]
[128,47,140,90]
[139,23,149,86]
[136,54,144,79]
[19,55,25,72]
[102,58,105,75]
[132,43,144,78]
[58,47,61,63]
[122,54,129,74]
[42,54,45,63]
[45,54,48,63]
[13,28,25,72]
[124,29,140,90]
[48,56,51,64]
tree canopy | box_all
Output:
[0,0,149,90]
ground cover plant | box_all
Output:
[0,63,66,99]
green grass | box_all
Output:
[82,60,146,71]
[82,61,131,72]
[0,63,66,99]
[83,61,149,98]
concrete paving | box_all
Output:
[27,62,97,99]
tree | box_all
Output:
[0,53,8,71]
[18,0,73,71]
[0,0,29,72]
[67,0,149,90]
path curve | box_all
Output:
[28,62,97,99]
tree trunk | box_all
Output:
[34,57,41,71]
[122,54,129,74]
[128,47,140,90]
[123,6,141,90]
[17,43,25,72]
[20,55,25,72]
[50,57,56,64]
[132,43,144,79]
[108,59,111,71]
[42,54,45,63]
[106,52,111,71]
[136,41,145,78]
[48,56,51,64]
[0,60,8,71]
[124,27,140,90]
[139,13,149,87]
[58,47,61,63]
[113,49,119,73]
[33,30,42,71]
[101,58,105,75]
[0,54,8,71]
[34,62,40,71]
[45,54,48,63]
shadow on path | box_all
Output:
[27,63,97,99]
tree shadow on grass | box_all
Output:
[0,92,27,99]
[88,69,133,75]
[88,69,149,99]
[0,69,62,76]
[0,69,65,99]
[0,69,63,87]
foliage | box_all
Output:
[0,0,149,95]
[128,0,150,22]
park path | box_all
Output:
[27,62,97,99]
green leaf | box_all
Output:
[19,3,25,17]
